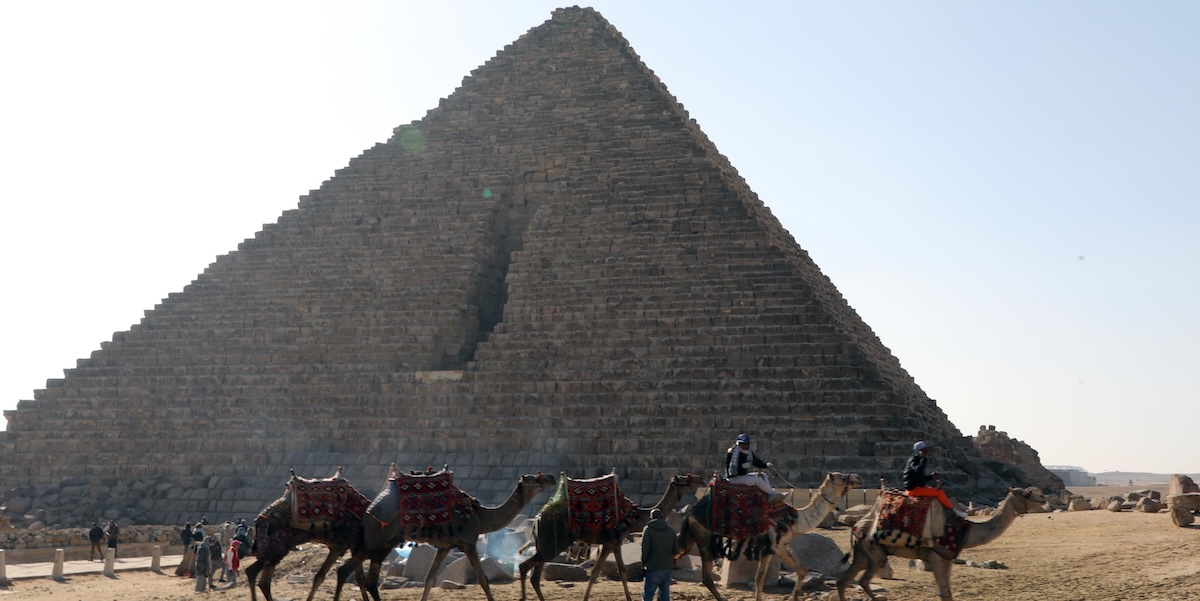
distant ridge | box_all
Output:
[1091,471,1200,485]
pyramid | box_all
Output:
[0,7,1017,525]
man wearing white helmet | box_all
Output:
[903,441,966,518]
[725,433,779,498]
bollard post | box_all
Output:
[0,549,9,585]
[103,547,115,577]
[151,545,163,574]
[52,548,66,581]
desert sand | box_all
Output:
[3,490,1198,601]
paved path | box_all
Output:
[3,554,184,580]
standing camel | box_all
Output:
[677,471,863,601]
[836,486,1046,601]
[519,472,706,601]
[334,468,556,601]
[243,468,374,601]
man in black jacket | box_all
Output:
[88,522,105,561]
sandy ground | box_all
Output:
[3,490,1198,601]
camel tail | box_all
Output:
[840,552,850,563]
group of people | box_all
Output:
[86,520,119,561]
[178,517,250,592]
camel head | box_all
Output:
[1004,486,1047,514]
[671,472,707,494]
[518,472,558,502]
[823,471,864,499]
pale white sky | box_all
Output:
[1,2,1196,474]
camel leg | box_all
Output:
[928,554,955,601]
[463,546,495,601]
[612,542,633,601]
[771,545,810,601]
[420,546,452,601]
[754,554,770,601]
[257,560,278,601]
[699,555,725,601]
[835,544,871,601]
[518,557,536,601]
[334,548,379,601]
[244,560,263,601]
[581,543,611,601]
[305,547,344,601]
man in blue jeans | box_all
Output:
[640,508,678,601]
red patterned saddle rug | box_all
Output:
[370,470,481,534]
[708,477,771,540]
[566,474,638,539]
[869,489,967,557]
[289,475,370,532]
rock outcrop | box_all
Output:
[971,426,1065,493]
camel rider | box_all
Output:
[725,433,780,499]
[903,441,967,518]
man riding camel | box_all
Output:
[725,433,781,500]
[903,441,967,518]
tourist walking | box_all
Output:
[224,539,241,587]
[88,522,105,561]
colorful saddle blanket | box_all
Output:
[870,489,967,557]
[566,474,638,539]
[370,470,480,533]
[708,477,771,540]
[289,476,371,532]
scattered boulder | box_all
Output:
[1167,493,1200,513]
[1066,497,1092,511]
[1135,498,1163,513]
[1106,500,1124,512]
[1170,475,1200,497]
[542,562,589,582]
[1171,505,1195,527]
[403,544,438,580]
[786,533,848,577]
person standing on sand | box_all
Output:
[88,522,105,561]
[640,508,678,601]
[104,521,120,559]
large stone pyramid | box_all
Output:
[0,7,1019,526]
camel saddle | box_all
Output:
[370,469,480,533]
[288,474,371,532]
[564,473,638,539]
[708,477,774,540]
[863,488,967,558]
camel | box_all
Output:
[333,468,557,601]
[243,468,373,601]
[836,486,1047,601]
[677,471,863,601]
[519,471,707,601]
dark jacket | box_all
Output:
[902,452,934,490]
[725,446,768,478]
[640,518,678,572]
[89,525,105,543]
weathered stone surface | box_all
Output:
[1066,497,1092,511]
[541,563,589,582]
[403,544,438,581]
[1170,475,1199,497]
[1106,500,1124,512]
[0,6,1032,525]
[1171,505,1195,527]
[1167,493,1200,513]
[1135,498,1163,513]
[786,533,846,577]
[971,426,1065,493]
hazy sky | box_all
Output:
[1,2,1196,474]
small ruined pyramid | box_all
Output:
[0,7,1017,524]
